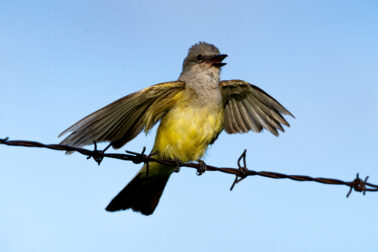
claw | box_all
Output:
[196,159,207,176]
[174,159,183,173]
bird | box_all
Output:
[59,42,294,216]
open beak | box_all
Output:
[207,54,228,67]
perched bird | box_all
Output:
[59,42,294,215]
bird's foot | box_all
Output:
[196,159,207,176]
[174,159,183,173]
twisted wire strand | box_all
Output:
[1,138,377,197]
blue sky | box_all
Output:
[1,0,377,251]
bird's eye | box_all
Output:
[197,54,203,60]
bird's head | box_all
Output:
[182,42,228,73]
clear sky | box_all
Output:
[1,0,377,251]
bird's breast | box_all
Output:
[153,98,223,162]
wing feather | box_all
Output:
[250,95,290,127]
[236,99,255,131]
[221,80,293,136]
[227,99,242,132]
[248,99,279,136]
[59,81,185,149]
[231,98,249,132]
[223,104,235,133]
[241,99,263,133]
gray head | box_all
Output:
[181,42,227,72]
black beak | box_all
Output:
[208,54,228,67]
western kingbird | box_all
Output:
[59,42,294,215]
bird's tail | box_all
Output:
[105,163,172,215]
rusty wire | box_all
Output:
[1,137,377,197]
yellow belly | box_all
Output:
[153,102,224,162]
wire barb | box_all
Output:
[346,173,369,198]
[125,147,159,177]
[0,137,9,143]
[86,141,105,165]
[126,146,147,164]
[126,146,150,175]
[230,149,249,191]
[1,138,378,197]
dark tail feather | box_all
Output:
[105,172,171,216]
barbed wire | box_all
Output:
[1,137,377,197]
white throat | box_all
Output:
[178,64,222,106]
[178,64,221,90]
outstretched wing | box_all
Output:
[59,81,185,149]
[220,80,294,136]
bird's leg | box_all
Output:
[174,159,183,173]
[196,159,207,176]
